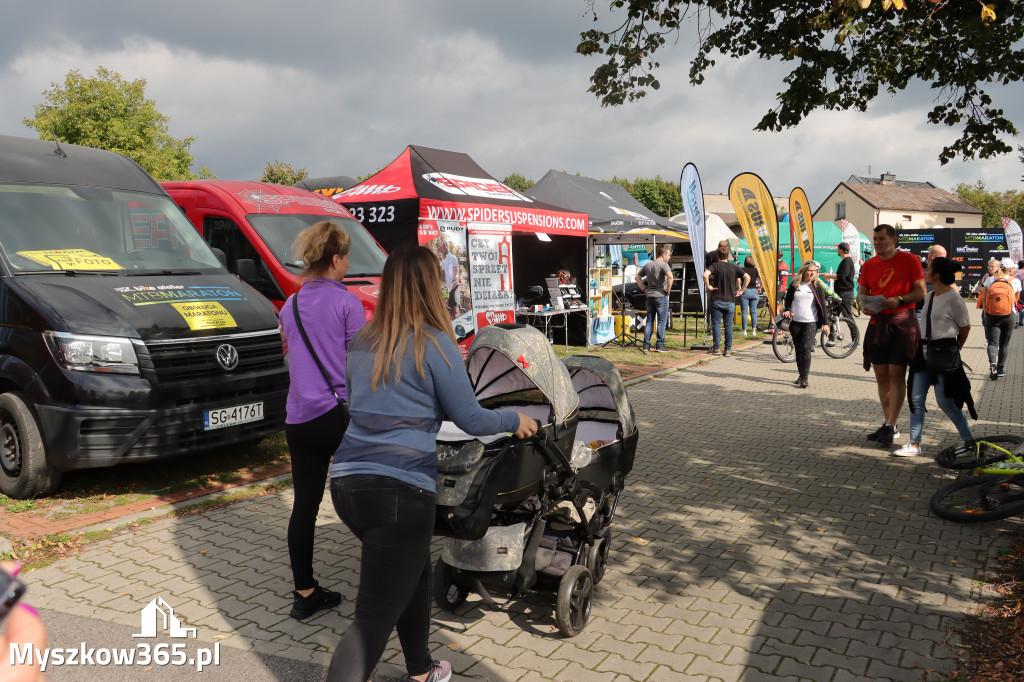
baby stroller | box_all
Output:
[433,323,598,636]
[561,355,639,582]
[432,326,639,637]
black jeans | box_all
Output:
[836,291,854,320]
[285,402,349,591]
[986,314,1014,371]
[327,475,436,682]
[791,320,817,381]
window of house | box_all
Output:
[902,215,912,222]
[945,217,955,224]
[835,203,846,220]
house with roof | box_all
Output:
[812,173,982,230]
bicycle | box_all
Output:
[771,298,860,362]
[930,435,1024,522]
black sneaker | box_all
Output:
[866,424,886,441]
[990,364,998,380]
[877,424,900,446]
[289,581,342,620]
[997,369,1007,377]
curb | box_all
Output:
[2,463,293,541]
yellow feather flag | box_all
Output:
[790,187,815,269]
[729,173,779,313]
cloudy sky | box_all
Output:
[2,1,1021,207]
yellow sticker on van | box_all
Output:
[170,301,238,330]
[17,249,124,271]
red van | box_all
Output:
[162,181,386,317]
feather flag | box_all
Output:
[729,173,778,313]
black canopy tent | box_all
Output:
[293,175,359,196]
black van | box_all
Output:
[0,135,288,498]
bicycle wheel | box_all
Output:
[772,328,796,363]
[930,474,1024,522]
[821,317,859,359]
[934,435,1024,470]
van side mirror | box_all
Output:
[235,258,258,284]
[211,248,227,269]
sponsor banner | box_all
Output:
[896,228,950,261]
[422,199,587,236]
[420,220,474,357]
[729,173,779,313]
[952,229,1009,287]
[789,188,814,267]
[468,228,516,331]
[680,163,707,311]
[1002,217,1023,264]
[114,284,246,306]
[422,172,533,202]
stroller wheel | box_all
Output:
[586,530,612,584]
[433,559,468,611]
[555,565,593,637]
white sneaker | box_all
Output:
[892,442,922,457]
[743,330,748,336]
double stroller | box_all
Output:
[432,324,638,636]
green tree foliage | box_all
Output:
[259,160,309,185]
[954,181,1024,228]
[503,173,535,193]
[578,1,1024,165]
[606,175,682,217]
[23,67,207,181]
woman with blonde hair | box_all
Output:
[279,221,364,620]
[781,260,832,388]
[327,245,538,682]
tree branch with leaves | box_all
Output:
[578,1,1023,164]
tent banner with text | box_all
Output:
[729,173,779,313]
[466,222,516,331]
[419,219,475,357]
[680,163,707,312]
[789,187,814,267]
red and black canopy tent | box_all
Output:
[311,144,590,309]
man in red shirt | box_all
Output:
[857,224,926,446]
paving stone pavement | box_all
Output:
[22,307,1024,681]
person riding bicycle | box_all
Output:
[781,260,831,388]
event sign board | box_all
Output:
[419,219,516,357]
[466,223,516,331]
[951,229,1009,288]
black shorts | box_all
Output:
[867,324,911,366]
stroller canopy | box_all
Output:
[562,356,636,436]
[467,325,578,426]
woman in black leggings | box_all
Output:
[782,260,831,388]
[279,222,366,619]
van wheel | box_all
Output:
[0,392,60,499]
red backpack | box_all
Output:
[984,278,1015,317]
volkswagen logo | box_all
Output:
[215,344,239,371]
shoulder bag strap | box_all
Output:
[924,292,934,340]
[292,289,343,404]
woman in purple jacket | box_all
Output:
[279,221,366,619]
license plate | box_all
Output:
[204,402,264,430]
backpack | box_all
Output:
[984,278,1015,316]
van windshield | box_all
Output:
[247,214,387,277]
[0,184,223,273]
